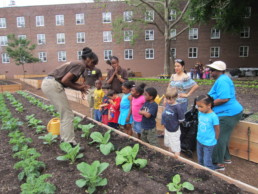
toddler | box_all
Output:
[93,80,104,122]
[107,90,121,129]
[99,83,111,125]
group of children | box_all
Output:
[91,80,220,170]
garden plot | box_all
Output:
[0,80,22,93]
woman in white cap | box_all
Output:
[207,61,243,171]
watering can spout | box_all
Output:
[154,94,164,105]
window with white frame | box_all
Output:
[145,30,154,41]
[76,32,85,43]
[0,18,6,28]
[170,48,176,58]
[56,15,64,26]
[189,28,198,40]
[18,35,26,40]
[188,47,198,58]
[169,9,177,21]
[210,47,220,58]
[170,29,176,40]
[145,48,154,59]
[103,31,112,42]
[36,16,44,26]
[124,30,133,41]
[77,51,82,60]
[145,10,154,22]
[38,52,47,62]
[17,17,25,27]
[104,50,112,60]
[211,28,220,39]
[123,11,133,22]
[76,13,84,25]
[239,46,249,57]
[58,51,66,62]
[240,27,250,38]
[57,33,65,44]
[102,12,111,23]
[244,7,251,18]
[124,49,133,60]
[37,34,46,45]
[2,53,10,63]
[0,36,8,46]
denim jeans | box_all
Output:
[197,141,215,170]
[94,109,102,122]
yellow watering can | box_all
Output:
[154,94,164,105]
[47,118,60,135]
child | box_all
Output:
[107,90,121,129]
[99,83,111,125]
[118,81,135,135]
[93,80,104,122]
[131,83,146,139]
[161,88,185,157]
[196,94,220,170]
[139,87,158,146]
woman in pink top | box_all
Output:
[131,83,146,139]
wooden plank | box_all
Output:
[0,83,22,93]
[231,121,258,143]
[14,74,46,79]
[0,75,6,80]
[20,78,43,89]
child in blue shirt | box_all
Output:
[196,94,220,170]
[139,87,158,146]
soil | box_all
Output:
[0,80,18,85]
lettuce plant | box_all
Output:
[38,133,58,145]
[35,125,46,134]
[13,147,41,160]
[115,144,147,172]
[1,117,23,131]
[9,135,32,152]
[28,118,43,128]
[167,174,194,194]
[79,123,95,139]
[76,161,109,194]
[73,116,82,129]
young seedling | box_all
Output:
[38,133,58,145]
[9,135,32,152]
[79,123,95,139]
[35,125,46,134]
[13,147,41,160]
[26,114,35,121]
[73,116,83,130]
[89,130,114,155]
[76,161,109,194]
[167,174,194,194]
[28,118,43,128]
[115,144,147,172]
[56,142,84,164]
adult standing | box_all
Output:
[207,61,243,170]
[106,56,128,94]
[41,47,98,146]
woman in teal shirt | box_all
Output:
[207,61,243,171]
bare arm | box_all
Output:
[61,72,88,92]
[214,99,229,106]
[126,95,132,122]
[214,125,220,140]
[139,110,151,118]
[179,84,199,98]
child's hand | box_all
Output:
[108,99,113,104]
[108,114,112,120]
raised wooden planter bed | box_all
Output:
[14,74,47,79]
[0,80,22,93]
[20,77,44,89]
[0,75,6,80]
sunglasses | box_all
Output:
[175,59,183,63]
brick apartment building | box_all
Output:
[0,2,258,78]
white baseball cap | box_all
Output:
[207,61,226,71]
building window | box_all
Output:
[57,33,65,44]
[124,49,133,60]
[211,28,220,39]
[37,34,46,45]
[124,30,133,41]
[123,11,133,22]
[104,50,112,60]
[76,32,85,43]
[0,18,6,28]
[38,52,47,62]
[170,48,176,58]
[18,35,26,40]
[170,29,176,40]
[58,51,66,62]
[188,47,198,58]
[145,30,154,41]
[169,9,177,21]
[0,36,8,46]
[189,28,198,40]
[240,27,250,38]
[102,12,111,23]
[239,46,249,57]
[103,31,112,42]
[56,15,64,26]
[244,7,251,18]
[210,47,220,58]
[17,17,25,28]
[145,10,154,22]
[76,13,84,25]
[1,53,10,63]
[145,48,154,59]
[77,51,82,60]
[36,16,44,26]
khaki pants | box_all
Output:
[141,127,158,147]
[41,78,76,144]
[87,87,95,118]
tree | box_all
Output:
[5,34,40,76]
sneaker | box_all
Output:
[224,160,232,164]
[70,142,85,152]
[215,165,225,171]
[157,134,164,138]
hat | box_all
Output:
[207,61,226,71]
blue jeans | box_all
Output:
[197,141,215,170]
[94,109,102,122]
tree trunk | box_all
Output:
[164,37,171,76]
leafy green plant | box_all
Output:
[76,161,109,194]
[1,117,23,131]
[13,147,41,160]
[89,130,114,155]
[73,116,82,129]
[35,125,46,134]
[21,174,56,194]
[28,118,43,128]
[167,174,194,194]
[115,144,147,172]
[26,114,35,121]
[9,135,32,152]
[79,123,95,139]
[56,142,84,164]
[38,133,58,145]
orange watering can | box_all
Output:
[154,94,164,105]
[47,118,60,135]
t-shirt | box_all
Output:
[107,67,128,93]
[108,96,121,123]
[141,101,158,130]
[197,111,219,146]
[208,74,243,117]
[93,89,104,109]
[132,95,146,122]
[161,103,185,132]
[83,67,102,87]
[101,95,109,115]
